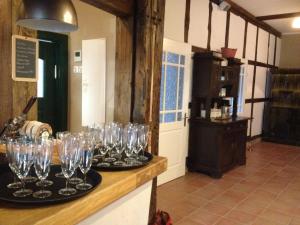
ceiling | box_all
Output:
[232,0,300,35]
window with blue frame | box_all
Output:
[160,51,185,124]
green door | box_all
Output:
[38,32,68,134]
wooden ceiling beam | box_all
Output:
[256,12,300,21]
[80,0,133,17]
[209,0,281,37]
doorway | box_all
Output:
[37,31,68,134]
[158,39,192,185]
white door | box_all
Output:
[158,39,192,185]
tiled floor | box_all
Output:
[157,142,300,225]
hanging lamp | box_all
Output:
[16,0,78,33]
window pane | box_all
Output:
[178,67,184,110]
[162,51,166,62]
[177,112,182,121]
[160,113,164,123]
[165,65,178,110]
[167,52,179,64]
[180,55,185,65]
[164,113,176,123]
[160,65,165,111]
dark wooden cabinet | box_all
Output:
[187,52,248,178]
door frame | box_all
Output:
[37,31,68,133]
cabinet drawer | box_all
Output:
[224,122,247,132]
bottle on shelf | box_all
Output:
[200,103,206,118]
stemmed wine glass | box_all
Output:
[55,131,70,178]
[137,124,149,161]
[113,124,126,166]
[76,133,94,190]
[33,137,53,198]
[103,123,116,163]
[10,138,33,197]
[124,124,138,164]
[58,135,78,196]
[5,138,22,189]
[69,132,83,185]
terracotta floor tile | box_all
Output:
[224,209,257,224]
[157,142,300,224]
[202,202,231,216]
[189,208,221,225]
[290,217,300,225]
[212,190,247,208]
[215,217,244,225]
[260,209,292,225]
[252,217,283,225]
[176,218,205,225]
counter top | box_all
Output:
[190,116,249,125]
[0,145,167,225]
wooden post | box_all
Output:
[0,0,13,130]
[132,0,165,223]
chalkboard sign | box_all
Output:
[12,35,39,82]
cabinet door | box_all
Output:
[220,133,237,169]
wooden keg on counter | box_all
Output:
[19,121,52,140]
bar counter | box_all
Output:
[0,145,167,225]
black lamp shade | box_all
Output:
[16,0,78,33]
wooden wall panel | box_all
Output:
[252,102,264,136]
[188,0,209,48]
[12,0,37,121]
[245,65,254,99]
[228,13,245,59]
[0,0,13,130]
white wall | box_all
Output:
[164,0,282,137]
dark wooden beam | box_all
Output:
[209,0,281,37]
[270,68,300,74]
[192,45,208,53]
[207,1,213,50]
[114,17,133,123]
[248,60,276,69]
[184,0,191,43]
[245,98,271,103]
[242,21,248,58]
[256,12,300,21]
[224,10,231,48]
[80,0,133,17]
[0,0,13,130]
[131,0,166,224]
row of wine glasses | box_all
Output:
[89,122,149,167]
[5,132,95,198]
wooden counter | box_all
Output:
[0,145,167,225]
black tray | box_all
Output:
[0,165,101,205]
[92,151,153,171]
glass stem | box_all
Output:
[66,178,69,190]
[21,179,25,192]
[84,174,87,185]
[13,174,17,183]
[41,180,44,194]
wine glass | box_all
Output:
[91,125,104,161]
[69,133,83,185]
[76,134,94,190]
[55,131,70,178]
[33,137,53,198]
[113,124,126,166]
[22,136,38,183]
[124,124,138,164]
[5,138,22,189]
[11,138,34,197]
[137,124,149,161]
[58,135,78,196]
[103,123,116,163]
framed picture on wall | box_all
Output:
[12,35,39,82]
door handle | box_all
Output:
[184,113,188,127]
